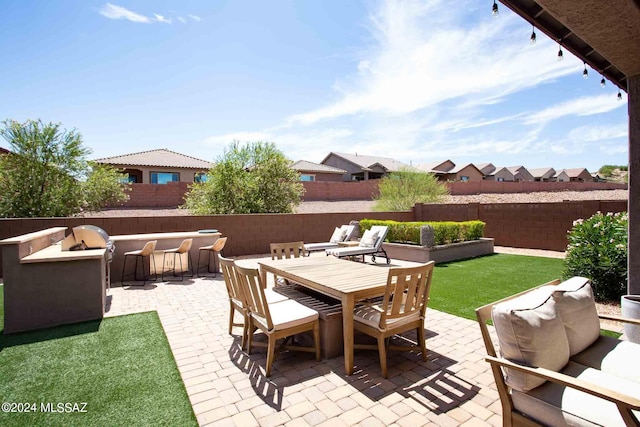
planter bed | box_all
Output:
[382,238,494,264]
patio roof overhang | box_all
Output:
[498,0,640,92]
[497,0,640,295]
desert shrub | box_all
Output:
[359,219,485,245]
[372,168,449,212]
[563,211,628,302]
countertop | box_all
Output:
[20,243,106,264]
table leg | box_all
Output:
[342,294,355,375]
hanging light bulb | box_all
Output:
[530,25,537,45]
[492,0,499,16]
[618,90,623,101]
[557,43,563,61]
[601,75,606,88]
[583,63,588,79]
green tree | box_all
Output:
[0,119,128,217]
[373,167,449,212]
[184,141,304,214]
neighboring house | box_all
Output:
[529,167,557,182]
[290,160,346,182]
[442,164,484,182]
[415,160,456,181]
[475,163,497,178]
[555,168,592,182]
[0,147,10,155]
[94,148,212,184]
[507,165,534,182]
[486,167,516,182]
[320,152,408,181]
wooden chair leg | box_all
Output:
[377,336,388,378]
[313,321,321,361]
[241,314,248,350]
[228,302,235,335]
[266,336,276,377]
[247,320,254,354]
[418,326,427,361]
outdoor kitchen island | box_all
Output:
[0,227,109,334]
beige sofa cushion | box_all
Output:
[492,286,569,391]
[552,277,600,356]
[512,361,640,427]
[571,335,640,383]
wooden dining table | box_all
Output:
[258,256,391,375]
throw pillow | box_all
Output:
[329,227,346,243]
[359,229,379,248]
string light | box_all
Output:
[583,63,588,79]
[492,0,499,16]
[618,90,623,101]
[530,25,536,45]
[601,75,606,87]
[557,42,563,61]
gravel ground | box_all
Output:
[83,189,627,217]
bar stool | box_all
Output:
[161,238,194,281]
[121,240,157,285]
[197,236,227,277]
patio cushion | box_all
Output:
[360,229,379,248]
[552,277,600,356]
[571,335,640,383]
[353,303,421,330]
[492,286,569,391]
[511,361,640,427]
[330,227,346,243]
[252,299,318,331]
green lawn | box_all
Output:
[429,253,565,320]
[0,285,197,427]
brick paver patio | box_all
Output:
[106,255,502,427]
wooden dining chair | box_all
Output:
[219,256,288,349]
[234,263,320,377]
[352,261,435,378]
[269,241,306,286]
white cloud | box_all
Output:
[189,14,202,22]
[523,94,627,125]
[100,3,151,23]
[286,0,579,126]
[567,123,627,142]
[153,14,172,24]
[177,17,187,24]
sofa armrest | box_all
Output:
[599,314,640,326]
[485,355,640,418]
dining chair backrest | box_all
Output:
[378,261,435,329]
[140,240,157,256]
[234,264,273,331]
[210,236,227,253]
[177,238,193,254]
[270,241,306,260]
[219,256,244,303]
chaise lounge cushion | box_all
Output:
[552,277,600,356]
[511,361,640,427]
[492,286,570,391]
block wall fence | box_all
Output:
[115,180,627,207]
[0,200,627,277]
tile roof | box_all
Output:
[94,149,212,169]
[291,160,346,174]
[323,152,408,172]
[415,160,454,173]
[529,167,556,178]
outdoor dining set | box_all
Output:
[216,225,436,378]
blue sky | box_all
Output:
[0,0,629,172]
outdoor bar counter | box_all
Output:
[1,227,108,333]
[110,230,221,285]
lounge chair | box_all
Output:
[326,225,390,264]
[303,224,358,254]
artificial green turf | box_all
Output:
[429,253,565,320]
[0,286,197,427]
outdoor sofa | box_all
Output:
[477,277,640,426]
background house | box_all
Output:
[485,167,515,182]
[442,164,484,182]
[290,160,346,182]
[475,163,497,177]
[415,160,456,181]
[320,152,408,181]
[507,166,534,182]
[555,168,592,182]
[529,167,557,182]
[94,149,212,184]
